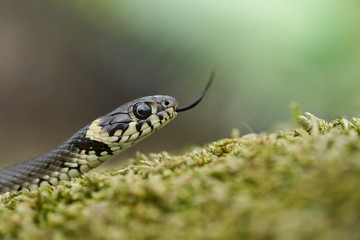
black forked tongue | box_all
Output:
[176,71,215,112]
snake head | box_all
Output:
[85,71,214,152]
[85,96,178,150]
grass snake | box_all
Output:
[0,73,214,194]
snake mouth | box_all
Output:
[176,71,215,112]
[105,107,177,151]
[86,106,177,147]
[129,108,177,143]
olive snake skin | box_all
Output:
[0,73,214,194]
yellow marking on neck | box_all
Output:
[99,128,109,137]
[86,119,120,145]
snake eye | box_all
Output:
[133,102,152,119]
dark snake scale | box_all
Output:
[0,73,214,194]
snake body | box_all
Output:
[0,73,214,194]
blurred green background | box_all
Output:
[1,0,360,167]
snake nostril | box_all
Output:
[164,100,170,106]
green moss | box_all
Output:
[1,112,360,239]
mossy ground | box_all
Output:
[1,112,360,240]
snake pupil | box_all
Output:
[134,102,151,119]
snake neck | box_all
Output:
[0,125,123,194]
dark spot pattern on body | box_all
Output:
[45,162,51,169]
[70,134,113,156]
[60,162,67,168]
[76,164,82,173]
[38,178,48,186]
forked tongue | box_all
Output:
[176,71,215,112]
